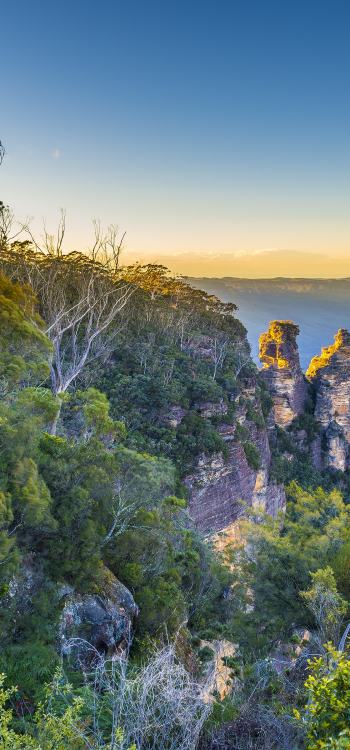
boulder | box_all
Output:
[59,577,139,668]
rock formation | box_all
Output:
[186,383,286,535]
[200,639,237,702]
[60,576,139,667]
[6,559,139,670]
[259,321,308,428]
[183,321,350,535]
[306,329,350,470]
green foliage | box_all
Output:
[0,272,52,393]
[5,261,346,747]
[258,383,273,419]
[0,295,232,693]
[292,412,321,442]
[234,422,249,442]
[12,457,52,527]
[175,413,226,465]
[67,387,126,441]
[301,567,348,645]
[1,643,59,707]
[191,375,224,403]
[0,387,59,590]
[198,646,214,662]
[296,646,350,749]
[0,669,134,749]
[0,673,36,749]
[330,541,350,601]
[245,401,265,427]
[229,482,350,650]
[243,441,261,470]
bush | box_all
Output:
[234,423,249,442]
[243,441,261,471]
[175,413,225,465]
[246,401,265,427]
[198,646,214,662]
[296,646,350,749]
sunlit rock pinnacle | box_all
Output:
[259,321,308,428]
[307,329,350,470]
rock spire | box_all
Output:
[259,321,308,427]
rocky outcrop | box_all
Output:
[259,321,308,428]
[6,559,138,670]
[186,390,285,535]
[306,329,350,470]
[186,444,255,534]
[60,576,139,667]
[195,399,228,419]
[200,639,237,703]
[163,405,187,428]
[259,323,350,471]
[186,322,350,535]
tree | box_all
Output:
[228,483,350,650]
[296,645,350,750]
[0,673,36,748]
[0,272,52,395]
[301,567,348,648]
[0,669,121,749]
[0,223,134,419]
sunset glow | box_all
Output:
[2,1,350,276]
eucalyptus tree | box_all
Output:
[0,220,134,429]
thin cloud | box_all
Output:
[52,148,61,159]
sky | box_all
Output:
[1,0,350,277]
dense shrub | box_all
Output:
[243,441,261,470]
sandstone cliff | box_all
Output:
[306,328,350,470]
[259,321,308,428]
[186,379,286,535]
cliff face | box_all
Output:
[257,322,350,472]
[259,321,308,428]
[186,380,286,535]
[185,322,350,536]
[306,329,350,470]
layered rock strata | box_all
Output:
[306,329,350,470]
[259,321,308,428]
[187,322,350,536]
[186,386,286,535]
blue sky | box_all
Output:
[1,1,350,273]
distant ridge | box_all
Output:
[189,277,350,369]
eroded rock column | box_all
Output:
[306,329,350,470]
[259,320,308,428]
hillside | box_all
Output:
[1,240,350,748]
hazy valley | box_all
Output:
[191,277,350,369]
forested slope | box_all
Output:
[1,226,350,749]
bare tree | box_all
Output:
[212,335,229,379]
[0,218,134,430]
[52,643,211,750]
[0,203,23,248]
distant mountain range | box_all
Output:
[189,277,350,370]
[126,250,350,279]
